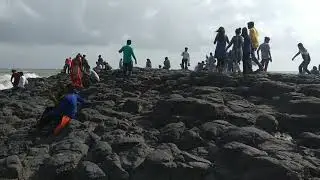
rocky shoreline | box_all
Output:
[1,68,320,180]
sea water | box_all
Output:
[0,69,60,90]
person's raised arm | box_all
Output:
[292,52,300,61]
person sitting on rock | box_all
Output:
[207,53,216,72]
[194,62,201,72]
[146,59,152,69]
[163,57,171,70]
[17,72,28,89]
[159,65,162,69]
[93,62,103,73]
[311,66,319,75]
[11,70,21,89]
[104,62,112,71]
[37,86,85,136]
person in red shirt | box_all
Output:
[11,70,21,88]
[70,54,83,89]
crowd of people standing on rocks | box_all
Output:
[8,20,320,137]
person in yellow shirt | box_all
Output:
[248,21,263,71]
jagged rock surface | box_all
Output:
[1,68,320,179]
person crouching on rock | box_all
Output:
[163,57,171,70]
[36,87,85,135]
[292,43,312,74]
[71,54,84,88]
[11,70,21,89]
[119,39,137,76]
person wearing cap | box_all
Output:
[257,37,272,72]
[214,26,229,73]
[248,22,263,71]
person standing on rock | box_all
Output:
[257,37,272,72]
[82,54,90,73]
[119,40,137,76]
[214,27,229,73]
[146,59,152,69]
[242,27,253,74]
[292,43,311,74]
[119,58,123,70]
[11,69,21,89]
[181,47,190,70]
[70,53,84,89]
[226,28,244,73]
[17,72,28,89]
[248,21,263,71]
[207,52,216,72]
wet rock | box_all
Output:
[255,114,278,133]
[160,122,185,143]
[75,161,107,180]
[297,132,320,149]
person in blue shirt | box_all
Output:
[36,86,84,135]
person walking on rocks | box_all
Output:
[119,40,137,76]
[181,47,190,70]
[11,69,21,89]
[226,28,244,73]
[292,43,311,74]
[248,21,263,71]
[257,37,272,72]
[242,27,253,74]
[214,27,229,73]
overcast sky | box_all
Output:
[0,0,319,71]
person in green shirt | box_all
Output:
[119,40,137,76]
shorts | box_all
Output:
[123,62,133,72]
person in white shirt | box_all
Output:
[181,47,190,70]
[90,69,100,82]
[93,62,103,73]
[18,72,28,89]
[257,37,272,72]
[119,58,123,70]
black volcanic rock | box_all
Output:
[0,69,320,179]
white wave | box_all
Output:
[0,72,41,90]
